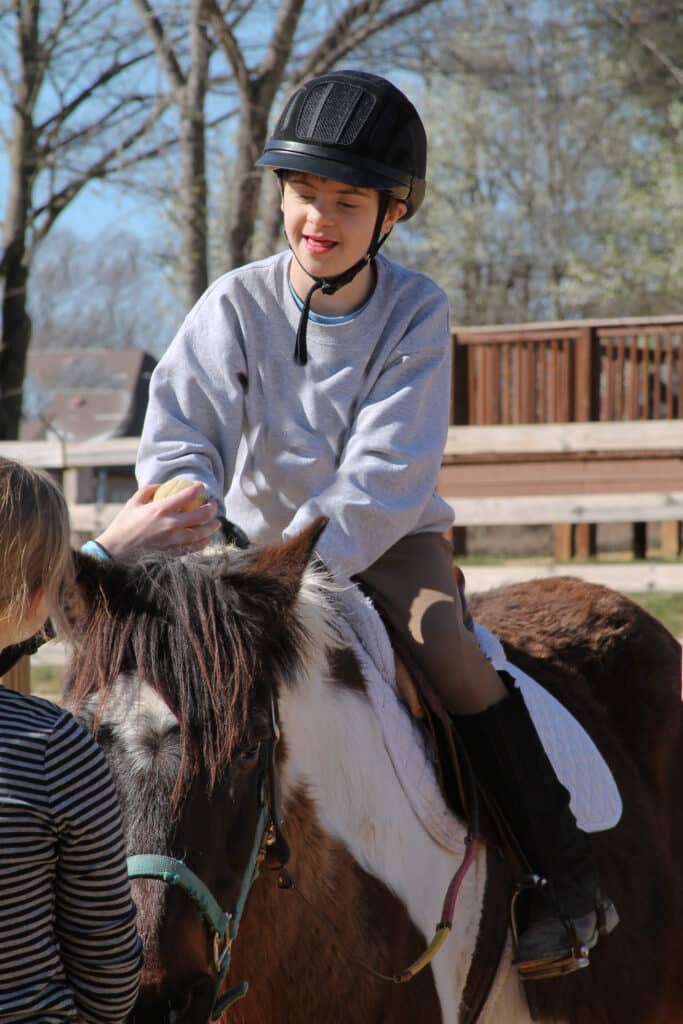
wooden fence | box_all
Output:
[2,420,681,551]
[440,420,683,560]
[2,420,682,693]
[451,315,683,426]
[450,315,683,558]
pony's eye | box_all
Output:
[93,722,115,747]
[239,743,260,765]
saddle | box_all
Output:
[353,574,622,1017]
[366,566,498,839]
[377,587,518,1024]
[372,570,622,842]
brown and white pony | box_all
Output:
[65,521,683,1024]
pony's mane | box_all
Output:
[68,546,327,791]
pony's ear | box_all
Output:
[246,516,328,604]
[280,516,328,566]
[69,550,124,626]
[72,549,105,604]
[64,550,98,627]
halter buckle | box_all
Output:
[213,926,232,975]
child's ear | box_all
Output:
[26,586,45,617]
[382,199,407,234]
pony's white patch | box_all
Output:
[279,645,532,1023]
[288,563,347,681]
[95,677,181,774]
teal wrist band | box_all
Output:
[80,539,112,560]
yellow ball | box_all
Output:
[153,477,206,511]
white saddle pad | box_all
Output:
[335,585,622,853]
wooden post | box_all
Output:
[575,523,597,560]
[554,523,574,562]
[1,656,30,694]
[554,326,600,560]
[451,335,470,425]
[574,325,601,422]
[632,522,647,559]
[451,336,470,555]
[660,520,682,558]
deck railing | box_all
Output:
[451,315,683,425]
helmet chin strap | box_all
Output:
[290,194,391,366]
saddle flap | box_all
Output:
[474,624,623,833]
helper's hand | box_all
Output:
[94,483,220,557]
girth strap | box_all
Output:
[459,846,514,1024]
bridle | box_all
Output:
[126,692,288,1022]
[124,685,481,1021]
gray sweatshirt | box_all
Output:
[136,250,454,579]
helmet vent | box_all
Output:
[297,83,375,146]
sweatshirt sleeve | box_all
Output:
[135,298,247,508]
[47,713,142,1024]
[282,289,451,578]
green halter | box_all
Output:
[127,726,279,1020]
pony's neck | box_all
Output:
[277,641,483,1021]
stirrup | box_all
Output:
[510,876,594,981]
[516,947,592,981]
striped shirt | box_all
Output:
[0,685,142,1023]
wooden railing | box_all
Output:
[2,423,681,693]
[440,419,683,559]
[451,315,683,426]
[2,421,681,549]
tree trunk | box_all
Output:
[252,173,284,260]
[0,249,31,440]
[0,4,39,441]
[224,95,269,270]
[178,0,210,308]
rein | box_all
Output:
[277,834,480,985]
[272,720,485,1002]
[126,694,284,1022]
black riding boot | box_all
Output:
[454,687,619,980]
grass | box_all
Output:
[625,591,683,639]
[28,590,681,703]
[30,664,66,704]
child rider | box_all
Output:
[135,69,617,979]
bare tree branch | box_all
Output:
[204,0,250,96]
[35,49,156,136]
[597,3,683,90]
[256,0,308,87]
[29,94,175,244]
[133,0,187,92]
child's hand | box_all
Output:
[94,481,220,557]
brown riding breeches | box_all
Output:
[357,532,507,715]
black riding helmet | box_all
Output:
[256,70,427,364]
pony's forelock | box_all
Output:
[69,553,258,796]
[68,546,339,798]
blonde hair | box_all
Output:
[0,458,74,636]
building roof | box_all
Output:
[20,348,157,442]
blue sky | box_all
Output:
[0,152,153,242]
